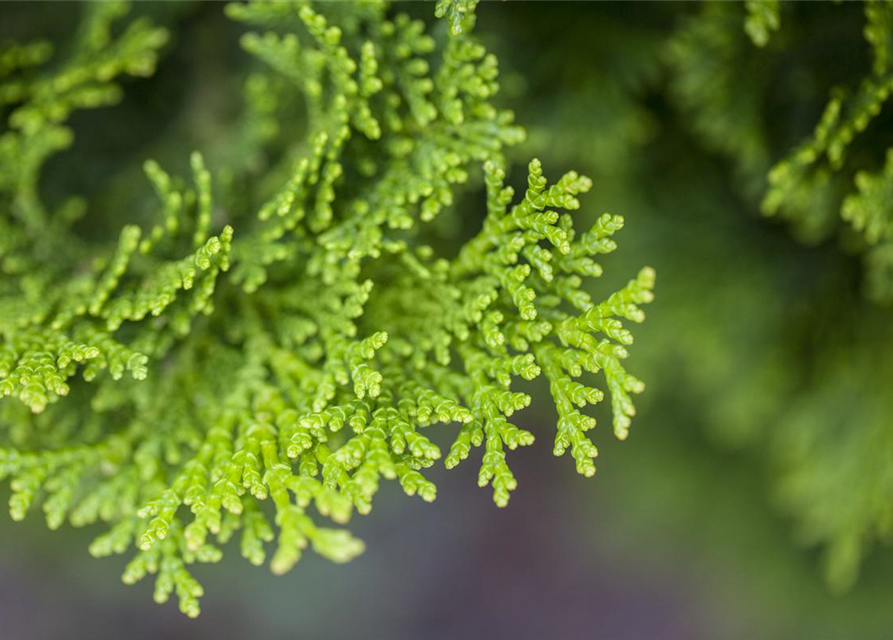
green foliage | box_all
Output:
[665,0,893,592]
[843,148,893,300]
[744,0,780,48]
[0,1,653,617]
[434,0,479,36]
[667,2,771,195]
[493,0,893,602]
[668,0,893,273]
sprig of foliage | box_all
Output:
[434,0,479,36]
[759,0,893,302]
[669,1,893,305]
[0,1,654,616]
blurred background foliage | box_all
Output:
[4,1,893,638]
